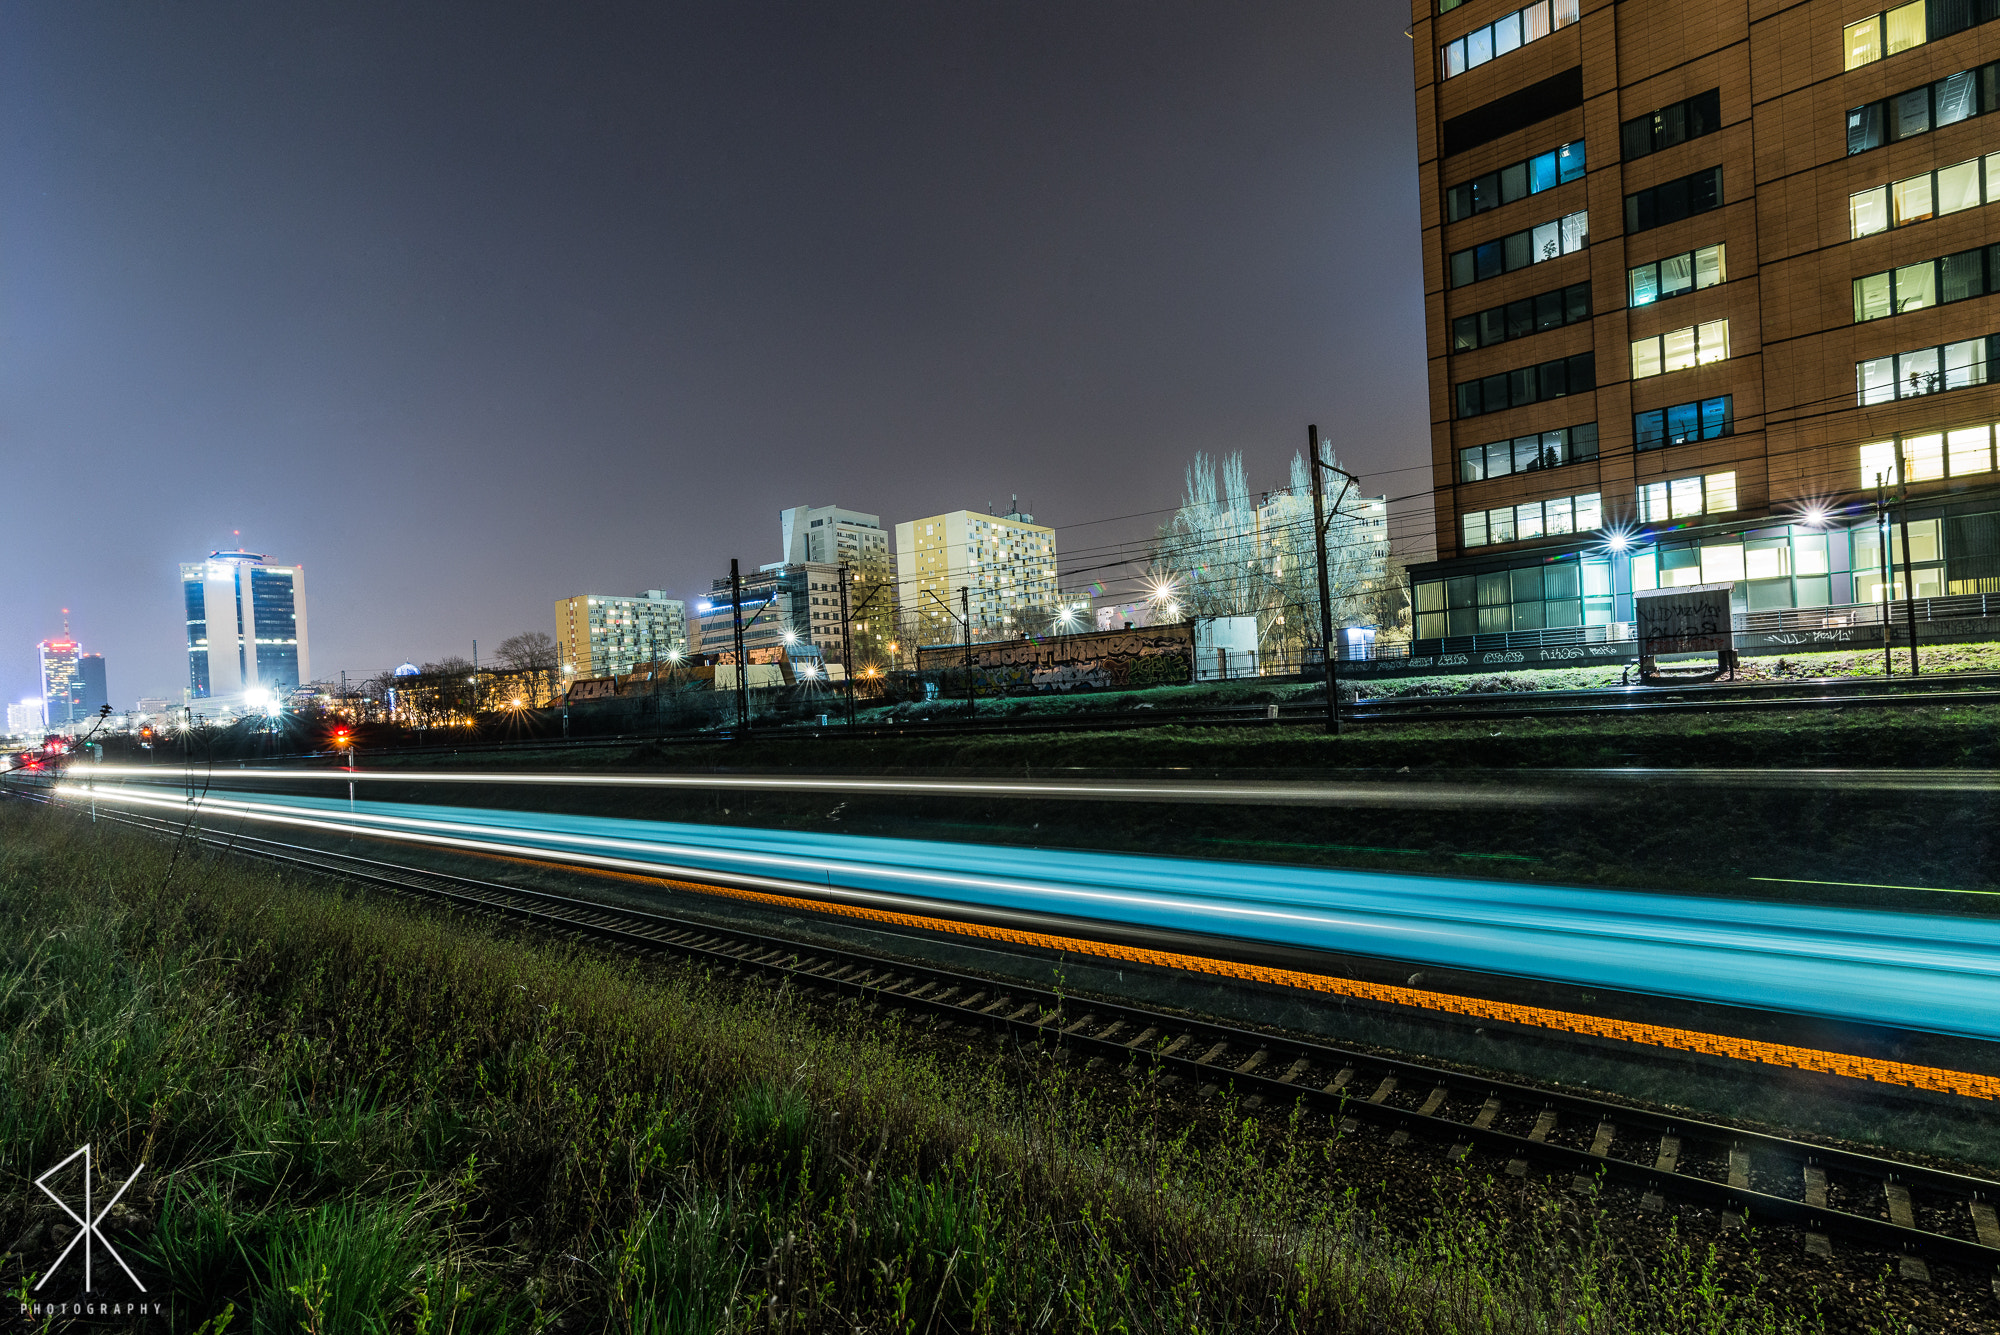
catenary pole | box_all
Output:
[731,559,749,733]
[838,564,856,726]
[1309,424,1355,737]
[962,586,974,716]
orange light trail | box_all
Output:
[482,848,2000,1103]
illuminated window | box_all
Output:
[1848,56,2000,157]
[1448,211,1589,289]
[1636,471,1736,522]
[1441,0,1576,81]
[1459,491,1602,548]
[1856,335,1997,404]
[1628,244,1724,307]
[1634,396,1733,450]
[1631,320,1729,379]
[1445,141,1585,221]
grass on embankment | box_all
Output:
[0,802,1847,1333]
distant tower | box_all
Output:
[77,655,107,716]
[179,549,310,699]
[37,614,83,727]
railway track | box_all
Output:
[102,665,2000,772]
[48,790,2000,1295]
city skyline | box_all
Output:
[0,3,1428,706]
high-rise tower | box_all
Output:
[180,550,310,699]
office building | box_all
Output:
[779,505,897,660]
[1408,0,2000,645]
[77,654,107,717]
[180,550,310,698]
[555,591,690,679]
[893,506,1060,645]
[694,563,840,668]
[37,637,83,727]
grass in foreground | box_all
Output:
[0,803,1872,1332]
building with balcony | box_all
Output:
[555,590,690,679]
[893,506,1060,646]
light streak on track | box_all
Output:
[56,777,2000,1046]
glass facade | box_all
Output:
[183,579,210,696]
[1414,511,1989,642]
[250,567,302,693]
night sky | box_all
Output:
[1,2,1426,706]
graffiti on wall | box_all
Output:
[917,624,1194,692]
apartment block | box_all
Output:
[892,508,1059,645]
[1409,0,2000,644]
[779,504,896,660]
[555,590,689,679]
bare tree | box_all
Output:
[495,631,558,671]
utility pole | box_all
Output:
[838,564,856,726]
[1878,476,1897,678]
[1896,452,1920,675]
[730,559,750,733]
[1308,423,1357,737]
[961,586,975,716]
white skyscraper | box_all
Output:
[179,550,310,700]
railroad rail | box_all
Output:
[34,788,2000,1292]
[72,665,2000,774]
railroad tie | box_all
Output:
[1002,1003,1040,1023]
[1368,1076,1398,1104]
[1453,1096,1501,1162]
[1722,1147,1752,1231]
[1195,1042,1231,1065]
[1061,1013,1100,1036]
[1324,1066,1356,1095]
[1570,1121,1614,1193]
[1970,1200,2000,1249]
[1159,1034,1194,1059]
[978,996,1013,1015]
[1508,1108,1556,1177]
[956,991,987,1010]
[1804,1168,1832,1257]
[1641,1134,1680,1212]
[1416,1087,1448,1117]
[1124,1026,1162,1049]
[1277,1057,1313,1085]
[1879,1183,1932,1281]
[1093,1019,1128,1042]
[1232,1049,1270,1076]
